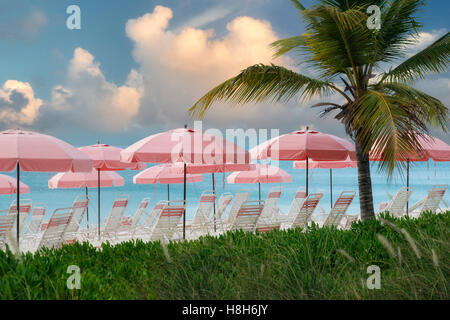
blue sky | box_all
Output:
[0,0,449,145]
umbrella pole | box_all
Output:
[406,160,409,216]
[183,163,186,240]
[86,186,89,229]
[16,162,20,250]
[306,156,309,196]
[98,168,101,241]
[212,173,216,233]
[330,169,333,209]
[258,182,261,201]
[167,184,170,201]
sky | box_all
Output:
[0,0,449,147]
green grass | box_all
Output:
[0,212,449,299]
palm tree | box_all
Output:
[189,0,449,220]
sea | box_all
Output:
[1,159,448,227]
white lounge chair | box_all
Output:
[277,187,306,224]
[288,192,324,230]
[409,185,448,217]
[147,200,186,242]
[0,214,16,251]
[63,195,90,243]
[189,191,216,238]
[7,199,32,239]
[214,193,233,220]
[378,187,414,217]
[255,187,283,232]
[223,190,250,228]
[141,201,166,231]
[101,194,130,241]
[116,198,152,240]
[130,198,151,231]
[230,200,265,233]
[25,205,46,236]
[322,191,356,228]
[37,208,74,251]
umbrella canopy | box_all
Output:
[293,156,357,169]
[120,127,251,165]
[250,129,356,161]
[250,129,355,195]
[169,162,255,174]
[294,156,357,208]
[370,134,450,162]
[79,144,145,170]
[227,164,291,201]
[0,129,93,248]
[48,170,124,189]
[133,165,203,184]
[0,174,29,195]
[0,129,93,172]
[227,164,292,184]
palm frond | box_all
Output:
[189,64,337,119]
[290,0,306,12]
[374,82,449,131]
[271,35,307,59]
[380,32,450,83]
[350,90,428,175]
[373,0,424,64]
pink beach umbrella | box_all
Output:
[79,143,145,240]
[250,129,355,195]
[227,164,292,200]
[0,174,30,195]
[370,134,450,213]
[294,156,357,208]
[48,170,124,227]
[49,170,125,189]
[0,129,93,246]
[133,164,203,200]
[121,126,251,239]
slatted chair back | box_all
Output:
[323,191,356,227]
[0,215,16,249]
[232,200,265,232]
[387,187,414,216]
[259,186,282,221]
[143,201,166,227]
[65,195,90,234]
[224,191,250,225]
[130,198,151,230]
[291,192,324,229]
[9,199,32,236]
[215,193,233,220]
[421,185,447,213]
[286,188,307,223]
[192,191,216,226]
[38,208,73,250]
[25,205,46,235]
[104,194,130,232]
[150,200,186,241]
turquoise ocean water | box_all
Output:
[1,159,449,226]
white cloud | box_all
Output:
[35,48,144,133]
[0,80,43,127]
[125,5,302,129]
[408,29,447,53]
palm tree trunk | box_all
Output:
[355,138,375,220]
